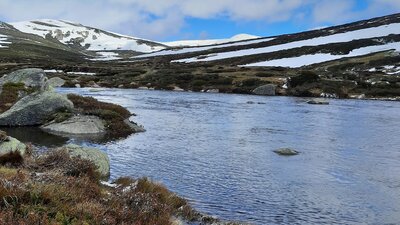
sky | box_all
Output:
[0,0,399,41]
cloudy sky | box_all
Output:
[0,0,399,41]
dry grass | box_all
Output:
[67,94,134,138]
[0,149,197,225]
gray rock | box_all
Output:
[41,115,106,136]
[273,148,299,156]
[0,90,74,126]
[307,99,329,105]
[63,144,110,178]
[0,68,47,92]
[124,119,146,133]
[252,84,276,96]
[47,77,65,87]
[0,136,27,158]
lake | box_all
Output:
[27,88,400,224]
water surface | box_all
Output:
[51,88,400,224]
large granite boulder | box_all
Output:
[41,115,105,136]
[47,77,65,87]
[252,84,276,96]
[0,68,47,92]
[0,90,73,126]
[63,144,110,178]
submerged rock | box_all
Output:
[252,84,276,96]
[41,115,106,136]
[273,148,299,156]
[0,90,73,126]
[63,144,110,178]
[307,99,329,105]
[0,68,47,92]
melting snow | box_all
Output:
[10,19,166,53]
[91,51,121,61]
[136,37,275,58]
[241,42,400,68]
[67,72,96,76]
[174,23,400,63]
[0,34,11,48]
[163,34,260,47]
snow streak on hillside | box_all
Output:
[10,20,166,53]
[163,34,260,47]
[174,23,400,64]
[243,42,400,68]
[0,34,10,48]
[136,37,274,58]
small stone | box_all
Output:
[307,99,329,105]
[273,148,299,156]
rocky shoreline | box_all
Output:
[0,68,246,225]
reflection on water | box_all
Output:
[51,88,400,224]
[2,127,68,148]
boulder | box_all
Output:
[0,136,27,158]
[0,90,74,126]
[41,115,106,136]
[63,144,110,178]
[124,119,146,133]
[87,81,100,88]
[252,84,276,96]
[47,77,65,87]
[273,148,299,156]
[0,68,47,92]
[307,99,329,105]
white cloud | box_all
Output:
[0,0,397,40]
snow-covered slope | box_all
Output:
[10,19,167,53]
[163,34,259,47]
[172,23,400,65]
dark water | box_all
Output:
[34,88,400,224]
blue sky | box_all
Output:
[0,0,399,41]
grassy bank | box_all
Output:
[0,147,199,225]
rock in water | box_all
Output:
[47,77,66,87]
[0,91,73,126]
[273,148,299,156]
[41,115,106,136]
[307,99,329,105]
[252,84,276,96]
[0,136,27,158]
[0,68,47,92]
[63,144,110,178]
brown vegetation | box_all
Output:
[0,83,33,113]
[0,149,196,225]
[67,94,134,138]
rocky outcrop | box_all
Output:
[47,77,66,87]
[0,90,74,126]
[41,115,106,136]
[124,119,146,133]
[252,84,276,96]
[307,99,329,105]
[63,144,110,177]
[0,68,47,92]
[273,148,299,156]
[0,133,27,158]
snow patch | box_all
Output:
[90,51,121,61]
[174,23,400,63]
[137,37,274,58]
[44,69,64,73]
[163,34,259,47]
[10,19,166,53]
[241,42,400,68]
[67,72,96,76]
[0,34,11,48]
